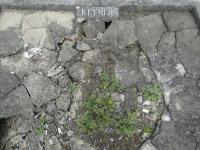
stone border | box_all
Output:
[0,0,200,29]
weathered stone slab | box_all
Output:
[76,6,119,19]
[0,86,33,118]
[24,73,60,106]
[0,66,20,98]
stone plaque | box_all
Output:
[76,6,119,19]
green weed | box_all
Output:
[142,83,163,102]
[68,81,78,95]
[36,116,47,135]
[98,71,121,93]
[78,71,139,137]
[114,110,138,137]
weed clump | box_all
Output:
[78,71,139,137]
[36,116,47,135]
[142,83,163,102]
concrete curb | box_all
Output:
[1,0,200,29]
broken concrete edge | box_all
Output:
[1,0,200,30]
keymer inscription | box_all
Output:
[76,6,119,19]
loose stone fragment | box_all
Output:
[161,110,171,122]
[140,140,157,150]
[69,62,91,82]
[82,49,100,64]
[58,41,78,63]
[76,41,91,51]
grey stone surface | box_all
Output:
[83,20,105,39]
[0,66,20,98]
[115,51,141,87]
[163,11,197,31]
[135,14,166,57]
[58,42,78,64]
[0,86,33,118]
[56,93,71,111]
[70,136,95,150]
[0,28,23,56]
[102,20,137,49]
[44,136,62,150]
[138,52,156,83]
[69,62,91,82]
[82,49,100,64]
[152,121,197,150]
[140,140,157,150]
[24,73,60,106]
[76,41,91,51]
[176,29,200,78]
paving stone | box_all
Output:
[0,28,23,56]
[177,29,200,78]
[83,20,105,39]
[22,28,55,49]
[135,14,166,57]
[0,9,23,31]
[0,54,35,76]
[152,121,197,150]
[24,73,60,106]
[0,48,57,76]
[82,49,100,64]
[76,41,91,51]
[163,11,196,31]
[102,20,137,49]
[138,52,156,83]
[0,86,33,118]
[69,62,91,82]
[0,66,20,98]
[56,93,71,111]
[58,41,78,64]
[115,51,141,87]
[36,48,58,72]
[48,22,69,43]
[157,32,177,58]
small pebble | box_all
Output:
[119,94,125,102]
[76,41,90,51]
[67,130,74,137]
[58,127,63,134]
[94,66,103,75]
[97,32,104,40]
[118,136,123,140]
[142,108,150,114]
[137,96,143,104]
[161,111,171,122]
[142,100,151,106]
